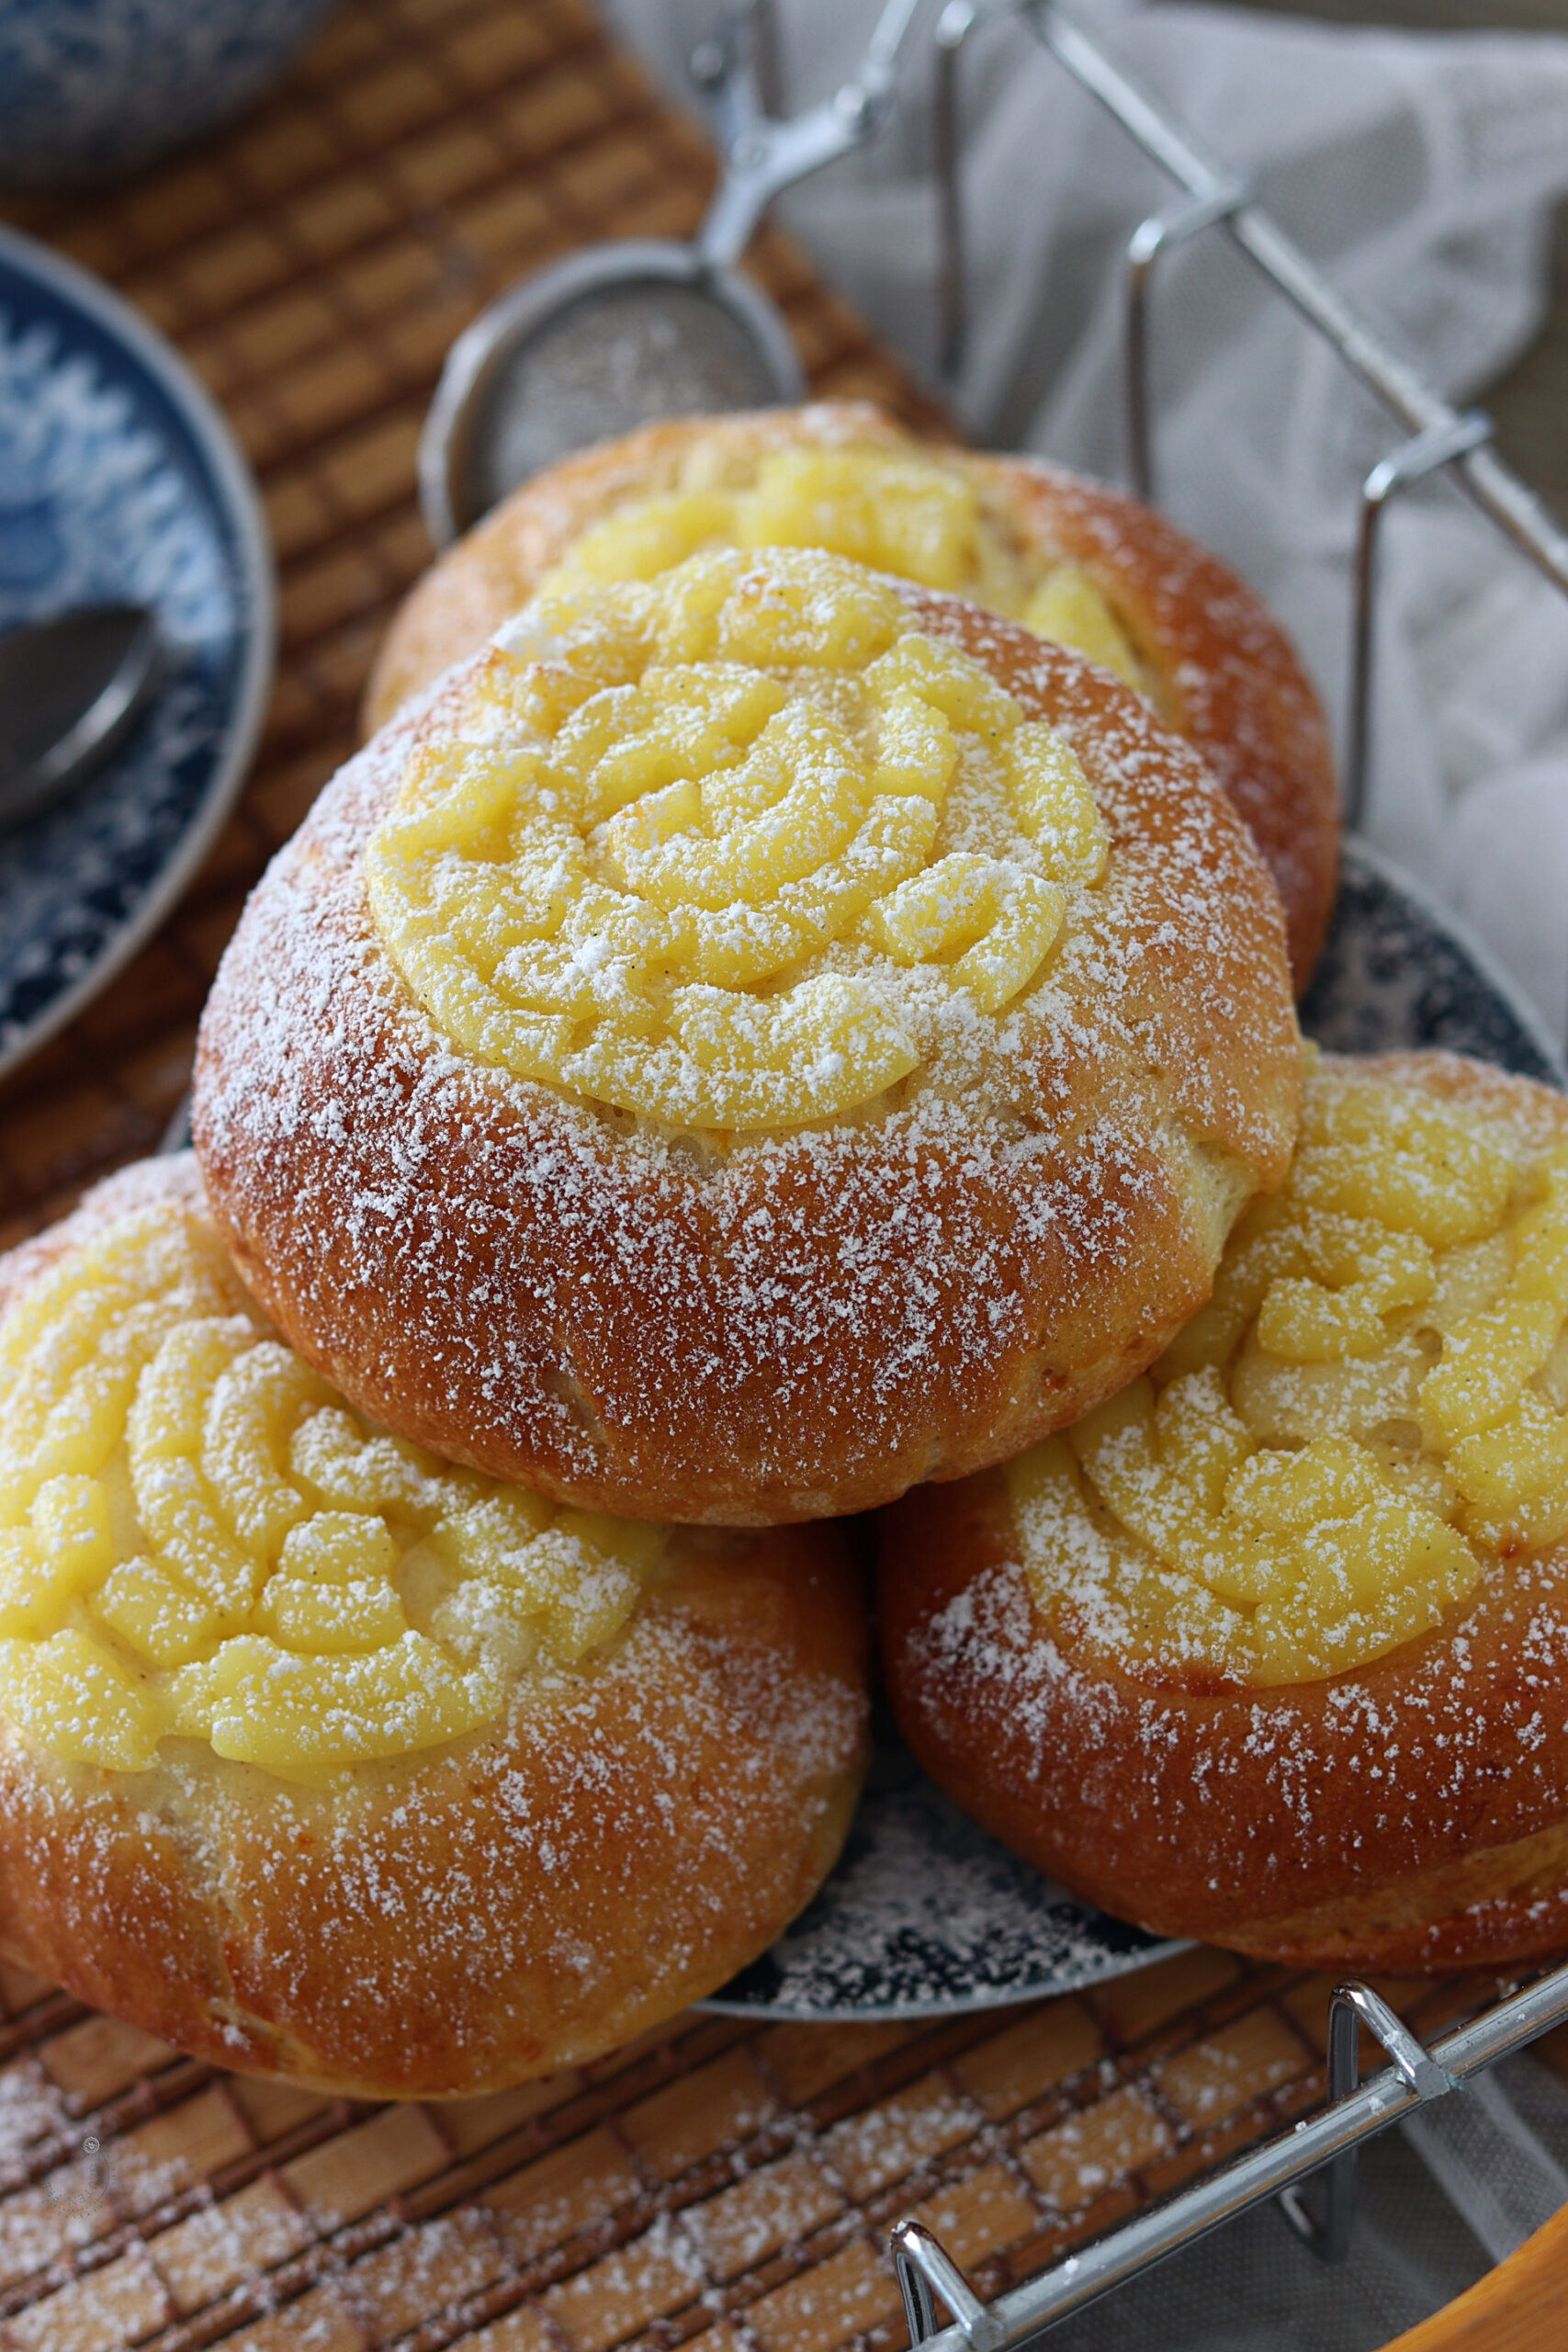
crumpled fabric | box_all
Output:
[604,0,1568,1048]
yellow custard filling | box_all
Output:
[367,546,1109,1132]
[542,445,1150,695]
[0,1199,665,1775]
[1006,1059,1568,1686]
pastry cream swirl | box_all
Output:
[542,444,1150,695]
[1007,1058,1568,1686]
[366,548,1108,1133]
[0,1198,664,1774]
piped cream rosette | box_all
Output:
[363,546,1109,1136]
[0,1174,663,1778]
[362,405,1339,991]
[1007,1050,1568,1685]
[537,439,1150,693]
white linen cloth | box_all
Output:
[606,0,1568,1048]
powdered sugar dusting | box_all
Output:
[370,402,1337,986]
[895,1526,1568,1960]
[0,1584,865,2092]
[195,588,1299,1521]
[0,1183,869,2090]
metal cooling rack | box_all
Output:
[839,2,1568,2337]
[893,1960,1568,2344]
[929,0,1568,835]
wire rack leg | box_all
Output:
[933,0,1018,382]
[1123,184,1246,505]
[934,2,974,382]
[1279,1982,1461,2266]
[1277,1982,1362,2262]
[1346,409,1494,830]
[892,2219,1004,2348]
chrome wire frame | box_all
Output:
[691,0,925,266]
[892,1959,1568,2347]
[932,1,1568,830]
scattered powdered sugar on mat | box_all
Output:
[0,2064,72,2171]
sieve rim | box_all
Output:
[418,240,807,547]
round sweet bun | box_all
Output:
[879,1050,1568,1973]
[364,401,1337,989]
[0,1157,869,2099]
[194,551,1300,1526]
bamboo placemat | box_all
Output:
[0,0,947,1255]
[0,1939,1530,2352]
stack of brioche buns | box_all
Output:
[3,401,1562,2100]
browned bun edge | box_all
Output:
[194,584,1299,1524]
[0,1151,208,1315]
[878,1051,1568,1973]
[363,406,920,733]
[957,448,1337,989]
[0,1160,872,2098]
[363,401,1337,990]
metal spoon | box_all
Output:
[419,0,927,547]
[0,604,162,838]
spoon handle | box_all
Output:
[0,604,162,838]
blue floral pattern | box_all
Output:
[0,226,273,1078]
[0,0,339,184]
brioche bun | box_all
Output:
[196,551,1300,1525]
[880,1052,1568,1972]
[366,402,1337,988]
[0,1158,869,2098]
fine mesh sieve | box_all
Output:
[418,0,925,546]
[421,243,806,544]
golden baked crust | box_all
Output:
[364,403,1337,989]
[879,1052,1568,1972]
[0,1160,870,2098]
[193,577,1300,1525]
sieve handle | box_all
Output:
[698,0,927,267]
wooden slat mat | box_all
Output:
[0,0,946,1252]
[0,1944,1530,2352]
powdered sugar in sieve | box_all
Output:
[423,249,805,544]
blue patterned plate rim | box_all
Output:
[0,220,276,1084]
[1330,837,1566,1087]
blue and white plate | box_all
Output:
[0,221,274,1081]
[1300,839,1565,1088]
[706,1702,1185,2023]
[0,0,341,188]
[706,843,1565,2019]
